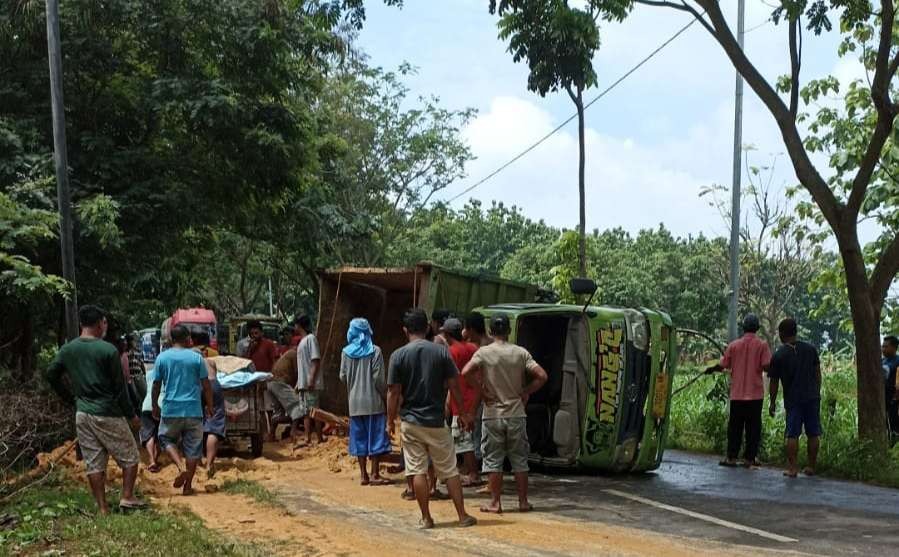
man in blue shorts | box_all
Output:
[152,325,213,495]
[768,318,822,478]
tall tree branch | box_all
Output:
[692,0,842,231]
[633,0,715,35]
[846,0,898,218]
[788,16,801,120]
[870,233,899,312]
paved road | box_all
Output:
[530,450,899,556]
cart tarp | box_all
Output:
[218,371,271,390]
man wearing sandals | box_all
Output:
[340,318,391,486]
[462,314,547,515]
[705,314,771,468]
[387,308,477,529]
[443,318,481,488]
[46,305,147,514]
[768,318,822,478]
[152,325,214,496]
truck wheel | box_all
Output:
[250,434,263,458]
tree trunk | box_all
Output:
[841,241,888,450]
[576,88,587,277]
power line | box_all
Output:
[446,16,701,204]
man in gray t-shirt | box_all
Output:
[293,314,323,446]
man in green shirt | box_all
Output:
[45,305,146,514]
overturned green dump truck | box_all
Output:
[315,265,676,472]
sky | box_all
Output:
[355,0,858,240]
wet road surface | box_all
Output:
[530,450,899,556]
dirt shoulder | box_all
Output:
[39,438,802,557]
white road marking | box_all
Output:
[603,489,798,543]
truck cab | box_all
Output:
[476,303,676,472]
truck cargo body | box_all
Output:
[316,263,538,414]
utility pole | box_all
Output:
[728,0,746,342]
[46,0,79,340]
[268,278,274,316]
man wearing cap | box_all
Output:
[443,317,481,487]
[462,313,547,514]
[705,314,772,468]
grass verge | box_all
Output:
[220,479,285,510]
[0,473,266,556]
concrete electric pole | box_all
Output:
[46,0,79,340]
[728,0,746,342]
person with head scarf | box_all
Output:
[339,318,391,485]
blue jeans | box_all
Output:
[785,399,822,438]
[158,417,204,460]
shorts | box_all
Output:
[75,412,140,475]
[139,411,159,446]
[785,399,822,438]
[481,417,529,473]
[158,417,204,460]
[267,381,303,421]
[400,421,458,480]
[473,404,483,460]
[297,390,321,418]
[451,415,476,454]
[349,414,392,457]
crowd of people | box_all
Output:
[44,303,898,524]
[43,304,549,529]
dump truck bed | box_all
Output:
[315,263,538,414]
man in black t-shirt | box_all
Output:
[768,318,822,478]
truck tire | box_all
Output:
[250,434,263,458]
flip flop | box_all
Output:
[147,463,161,473]
[802,468,816,476]
[476,485,491,494]
[718,459,738,468]
[182,487,196,496]
[173,471,188,489]
[479,505,502,514]
[118,500,148,511]
[419,518,435,530]
[458,515,477,528]
[401,490,416,501]
[783,470,798,478]
[518,503,534,513]
[360,478,371,486]
[369,478,392,486]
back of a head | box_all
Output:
[490,313,511,337]
[778,318,798,340]
[295,314,312,333]
[79,304,105,328]
[742,313,760,334]
[247,320,262,333]
[442,317,464,342]
[432,308,451,326]
[191,330,210,347]
[171,324,190,344]
[403,308,430,335]
[465,312,486,336]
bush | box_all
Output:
[668,356,899,487]
[0,369,73,493]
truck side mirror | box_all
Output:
[569,278,597,296]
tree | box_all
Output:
[594,0,899,448]
[490,0,600,277]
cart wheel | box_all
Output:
[250,434,263,458]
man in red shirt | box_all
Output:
[706,314,772,468]
[442,318,481,487]
[246,320,278,373]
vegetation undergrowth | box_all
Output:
[0,473,265,557]
[668,355,899,488]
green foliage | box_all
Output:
[493,0,600,97]
[0,473,267,555]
